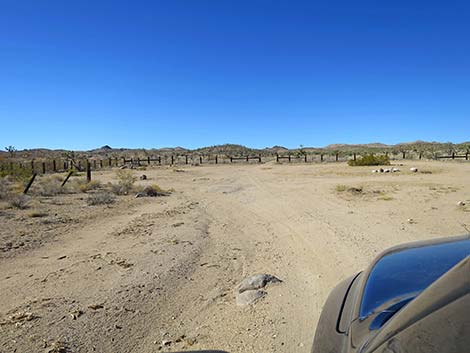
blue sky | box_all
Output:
[1,1,469,150]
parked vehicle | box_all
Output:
[311,235,470,353]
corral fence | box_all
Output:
[0,150,468,176]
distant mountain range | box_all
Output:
[1,141,469,159]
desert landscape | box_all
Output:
[1,158,469,353]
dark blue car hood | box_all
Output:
[360,237,470,320]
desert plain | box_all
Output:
[1,160,470,353]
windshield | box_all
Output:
[360,238,470,318]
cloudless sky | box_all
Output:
[1,0,469,150]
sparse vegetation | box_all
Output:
[9,194,31,209]
[335,184,347,192]
[75,180,102,193]
[28,211,48,218]
[348,154,390,166]
[37,177,62,196]
[0,177,12,200]
[86,191,116,205]
[112,170,137,195]
[0,164,32,181]
[378,194,394,201]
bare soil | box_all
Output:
[1,161,470,353]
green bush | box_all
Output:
[348,154,390,166]
[0,165,32,181]
[112,170,137,195]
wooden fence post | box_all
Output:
[78,160,82,170]
[320,154,323,162]
[42,162,46,174]
[288,155,291,162]
[171,156,174,165]
[93,160,97,169]
[259,155,262,163]
[86,160,91,182]
[199,156,202,164]
[353,153,356,161]
[276,154,279,163]
[335,152,339,162]
[466,152,469,161]
[402,151,406,159]
[31,160,35,172]
[452,152,455,159]
[114,158,118,167]
[215,155,218,164]
[246,156,249,162]
[148,156,151,165]
[61,170,73,187]
[304,154,307,163]
[53,160,57,172]
[23,173,37,194]
[64,161,68,170]
[419,152,422,160]
[100,160,103,168]
[230,156,233,163]
[185,155,188,164]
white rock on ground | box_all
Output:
[410,167,418,172]
[235,274,282,306]
[236,290,267,306]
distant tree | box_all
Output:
[296,144,307,158]
[5,145,16,158]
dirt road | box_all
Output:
[1,161,469,353]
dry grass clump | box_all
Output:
[37,177,61,196]
[336,185,363,194]
[348,154,390,166]
[9,194,31,209]
[75,180,102,193]
[28,210,48,218]
[86,191,116,205]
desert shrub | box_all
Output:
[0,165,32,181]
[76,180,102,193]
[0,177,12,200]
[335,184,347,192]
[348,154,390,166]
[37,177,62,196]
[86,191,116,205]
[9,194,31,209]
[112,170,137,195]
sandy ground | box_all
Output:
[1,160,470,353]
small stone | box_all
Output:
[410,167,418,173]
[457,201,466,206]
[236,290,266,306]
[237,274,282,293]
[162,340,172,346]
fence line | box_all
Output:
[0,151,468,175]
